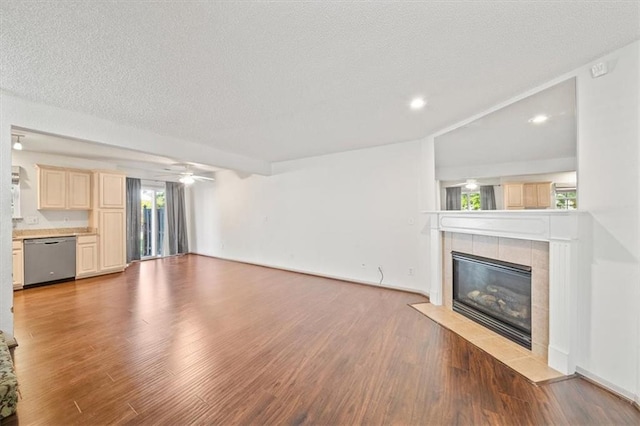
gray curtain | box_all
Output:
[126,177,142,263]
[445,187,461,210]
[166,182,189,255]
[480,185,497,210]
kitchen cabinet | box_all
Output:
[503,183,524,209]
[37,166,66,209]
[68,170,92,209]
[90,170,127,275]
[98,210,126,272]
[76,235,98,278]
[36,165,91,210]
[523,182,552,208]
[505,182,552,209]
[97,172,126,209]
[30,165,126,279]
[12,240,23,290]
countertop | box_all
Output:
[12,227,97,241]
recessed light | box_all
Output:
[410,97,427,110]
[528,114,549,124]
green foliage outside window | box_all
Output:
[461,192,481,210]
[141,191,166,210]
[556,191,577,210]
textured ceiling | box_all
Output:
[1,1,639,166]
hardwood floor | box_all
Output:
[5,254,640,425]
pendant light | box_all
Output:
[12,135,23,151]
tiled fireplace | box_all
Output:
[425,211,578,375]
[443,233,548,359]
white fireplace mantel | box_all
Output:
[424,209,579,241]
[422,210,580,375]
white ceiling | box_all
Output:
[435,78,576,173]
[1,1,639,167]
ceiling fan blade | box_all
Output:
[194,175,215,181]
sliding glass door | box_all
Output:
[141,186,166,258]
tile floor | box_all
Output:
[411,302,564,383]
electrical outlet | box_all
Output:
[408,267,414,276]
[26,216,38,225]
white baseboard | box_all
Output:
[190,252,430,299]
[547,345,571,375]
[575,366,637,403]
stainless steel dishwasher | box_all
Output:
[24,236,77,286]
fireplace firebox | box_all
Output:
[452,251,532,349]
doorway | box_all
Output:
[141,185,167,258]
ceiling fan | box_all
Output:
[155,164,215,185]
[449,179,487,190]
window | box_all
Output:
[141,187,167,258]
[461,191,481,211]
[555,188,577,210]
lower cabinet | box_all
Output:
[12,240,23,290]
[77,208,126,278]
[98,209,126,272]
[76,235,98,278]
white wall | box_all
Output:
[189,140,429,293]
[11,150,117,230]
[575,41,640,400]
[0,102,12,340]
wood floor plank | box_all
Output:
[4,254,640,425]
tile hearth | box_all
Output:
[411,302,565,383]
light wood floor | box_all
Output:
[5,255,640,425]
